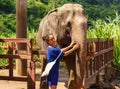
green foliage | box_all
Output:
[40,0,50,4]
[54,0,68,7]
[0,14,16,36]
[87,12,120,69]
[27,1,47,31]
[0,0,120,67]
[0,0,15,14]
[85,4,116,21]
[0,0,119,33]
[27,29,37,39]
[0,59,8,66]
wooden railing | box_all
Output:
[86,38,114,84]
[0,38,35,89]
[0,38,114,89]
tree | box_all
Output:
[16,0,27,76]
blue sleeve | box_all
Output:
[47,47,54,62]
[59,50,64,59]
[46,46,64,62]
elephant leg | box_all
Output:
[64,55,77,89]
[39,59,48,89]
[75,51,86,89]
[67,70,77,89]
[65,51,86,89]
[76,66,85,89]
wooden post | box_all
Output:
[27,39,35,89]
[96,39,100,83]
[8,42,14,79]
[104,39,108,82]
[16,0,27,76]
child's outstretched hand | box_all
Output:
[69,41,76,47]
[73,43,80,50]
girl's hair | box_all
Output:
[42,33,53,42]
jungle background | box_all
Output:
[0,0,120,72]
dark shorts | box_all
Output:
[46,72,58,86]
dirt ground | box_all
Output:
[0,67,120,89]
[0,67,69,89]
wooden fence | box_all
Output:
[86,38,114,84]
[0,38,35,89]
[0,38,114,89]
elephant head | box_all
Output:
[36,3,87,89]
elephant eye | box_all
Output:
[65,30,70,37]
[66,22,72,31]
[65,22,71,37]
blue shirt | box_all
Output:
[46,45,64,86]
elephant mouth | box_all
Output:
[57,29,72,48]
[58,36,71,48]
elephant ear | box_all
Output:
[47,9,58,15]
[43,8,61,40]
[36,8,61,48]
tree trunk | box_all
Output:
[16,0,27,76]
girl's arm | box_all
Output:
[62,43,80,56]
[61,41,76,52]
[63,48,75,56]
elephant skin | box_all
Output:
[36,3,87,89]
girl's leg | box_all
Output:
[49,85,57,89]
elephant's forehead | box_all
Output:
[59,4,83,11]
[58,4,84,16]
[61,3,83,8]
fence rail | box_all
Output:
[0,38,114,89]
[0,38,35,89]
[86,38,114,84]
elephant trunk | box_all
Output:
[71,18,87,88]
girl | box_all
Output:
[43,34,79,89]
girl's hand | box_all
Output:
[69,41,76,47]
[73,43,80,50]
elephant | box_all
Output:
[36,3,87,89]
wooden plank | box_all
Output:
[0,76,27,81]
[27,60,35,89]
[87,38,113,43]
[0,38,31,43]
[16,50,30,55]
[0,54,31,59]
[87,47,113,60]
[0,46,8,49]
[32,50,46,55]
[85,60,111,83]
